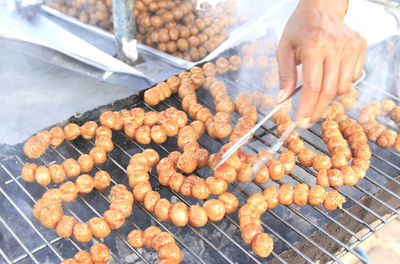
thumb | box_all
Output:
[276,45,297,103]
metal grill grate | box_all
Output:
[0,70,400,264]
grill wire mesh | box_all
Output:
[0,65,400,264]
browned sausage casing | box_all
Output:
[35,165,51,186]
[252,233,274,258]
[203,199,226,221]
[62,159,81,179]
[127,229,145,248]
[75,174,94,194]
[50,127,65,147]
[89,146,107,165]
[22,163,37,182]
[205,176,228,195]
[88,217,111,239]
[59,181,78,202]
[80,121,98,140]
[262,186,279,209]
[143,226,162,249]
[73,250,91,264]
[93,170,111,191]
[103,209,125,230]
[155,198,172,222]
[73,222,93,243]
[293,183,309,206]
[64,123,81,141]
[169,202,189,227]
[90,243,110,264]
[308,185,327,206]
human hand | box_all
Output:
[276,0,366,129]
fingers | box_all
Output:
[353,35,367,81]
[337,38,359,96]
[296,51,324,129]
[311,53,341,122]
[276,42,298,103]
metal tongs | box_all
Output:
[213,85,302,171]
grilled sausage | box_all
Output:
[267,159,284,181]
[203,199,226,221]
[278,184,294,205]
[155,198,172,222]
[35,165,51,186]
[59,181,78,202]
[75,174,94,194]
[377,129,397,148]
[39,204,62,229]
[218,192,239,214]
[188,205,208,227]
[313,154,332,171]
[89,147,107,165]
[73,250,91,264]
[80,121,98,140]
[308,185,327,206]
[254,166,270,184]
[133,181,152,202]
[73,222,93,243]
[158,244,182,263]
[151,232,175,251]
[90,243,110,264]
[136,126,152,144]
[95,135,114,152]
[323,190,346,210]
[99,111,116,129]
[298,148,316,167]
[127,229,145,248]
[279,150,296,174]
[191,178,210,200]
[262,186,279,209]
[22,163,37,182]
[96,126,112,138]
[247,193,268,215]
[93,171,111,191]
[293,183,309,206]
[88,217,111,239]
[50,127,65,147]
[77,154,93,173]
[144,226,162,249]
[169,202,189,227]
[214,164,237,184]
[205,176,228,195]
[64,123,81,141]
[252,232,274,258]
[103,209,124,230]
[241,222,261,244]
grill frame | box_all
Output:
[0,68,400,264]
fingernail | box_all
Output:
[277,89,288,103]
[298,117,311,129]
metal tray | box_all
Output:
[40,0,294,70]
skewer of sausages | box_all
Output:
[61,243,110,264]
[127,226,182,263]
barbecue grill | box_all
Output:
[1,51,400,263]
[1,1,400,263]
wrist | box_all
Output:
[298,0,348,20]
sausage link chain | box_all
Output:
[145,57,243,140]
[61,243,110,264]
[238,183,346,258]
[358,100,400,151]
[127,227,182,264]
[22,107,187,186]
[32,149,153,244]
[129,151,239,227]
